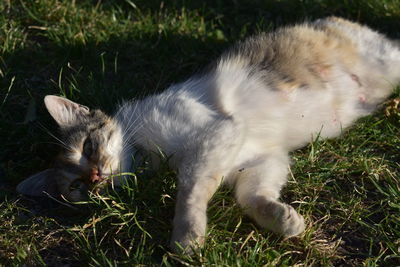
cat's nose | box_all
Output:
[89,167,103,183]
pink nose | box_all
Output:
[90,168,102,183]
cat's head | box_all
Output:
[17,95,127,201]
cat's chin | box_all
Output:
[63,183,108,202]
[66,189,89,202]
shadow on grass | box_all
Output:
[118,0,400,36]
[2,0,400,189]
[1,0,400,265]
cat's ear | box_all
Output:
[44,95,90,127]
[16,169,59,197]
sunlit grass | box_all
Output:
[1,0,400,266]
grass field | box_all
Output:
[1,0,400,266]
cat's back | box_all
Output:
[210,17,400,149]
[218,18,362,93]
[211,18,364,126]
[122,18,400,153]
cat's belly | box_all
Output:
[284,86,364,150]
[242,82,364,151]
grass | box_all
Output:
[1,0,400,266]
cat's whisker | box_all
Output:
[113,100,126,118]
[43,141,73,151]
[121,142,138,153]
[120,102,142,138]
[37,123,73,152]
[118,101,135,129]
[121,118,142,143]
[123,122,143,141]
[121,140,138,152]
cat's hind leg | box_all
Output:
[234,153,305,237]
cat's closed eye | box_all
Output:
[83,138,93,158]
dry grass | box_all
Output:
[1,0,400,266]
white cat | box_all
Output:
[17,17,400,253]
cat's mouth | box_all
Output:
[68,172,118,196]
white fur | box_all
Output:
[111,18,400,252]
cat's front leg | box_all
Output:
[235,153,305,237]
[171,173,222,253]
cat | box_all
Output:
[17,17,400,253]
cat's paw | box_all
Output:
[278,204,305,237]
[253,198,305,237]
[170,231,205,255]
